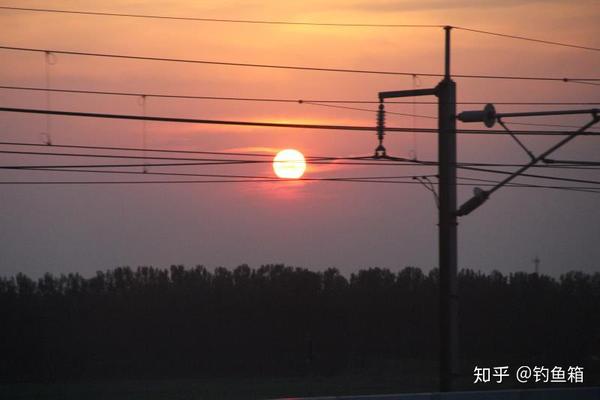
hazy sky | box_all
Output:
[0,0,599,278]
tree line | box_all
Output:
[0,265,598,383]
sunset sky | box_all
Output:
[0,0,599,278]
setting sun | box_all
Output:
[273,149,306,179]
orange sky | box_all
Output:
[0,1,599,277]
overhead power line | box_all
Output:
[0,161,418,169]
[5,86,600,128]
[6,165,598,190]
[3,159,598,171]
[505,121,600,131]
[452,26,600,52]
[3,85,598,106]
[0,149,277,163]
[301,101,436,119]
[0,6,442,28]
[2,145,598,191]
[458,165,600,186]
[2,144,600,171]
[0,178,419,185]
[544,159,600,167]
[1,46,599,83]
[1,167,437,183]
[3,86,598,131]
[1,6,598,52]
[1,107,595,136]
[3,149,596,187]
[569,80,600,87]
[0,141,279,158]
[0,106,437,133]
[455,176,600,194]
[3,141,600,172]
[0,45,438,78]
[25,166,595,192]
[0,177,598,193]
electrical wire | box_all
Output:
[2,146,600,171]
[0,149,419,169]
[0,45,440,78]
[4,85,598,128]
[0,177,598,193]
[0,151,417,169]
[505,121,600,130]
[458,165,600,186]
[0,178,419,185]
[0,6,442,28]
[1,6,598,52]
[568,80,600,87]
[0,149,333,163]
[3,160,599,171]
[2,144,598,194]
[0,142,597,170]
[302,101,437,119]
[456,176,600,194]
[0,141,279,158]
[1,107,595,136]
[2,85,598,106]
[452,26,600,52]
[544,159,600,166]
[2,146,598,190]
[1,166,438,182]
[1,46,599,83]
[4,162,598,191]
[3,147,600,188]
[2,85,596,131]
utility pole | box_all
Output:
[376,23,598,394]
[437,26,459,392]
[377,26,458,391]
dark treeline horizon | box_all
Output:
[1,264,599,386]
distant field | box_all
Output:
[0,371,437,400]
[2,365,597,399]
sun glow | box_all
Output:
[273,149,306,179]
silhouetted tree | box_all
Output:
[0,265,598,385]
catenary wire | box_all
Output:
[1,167,438,182]
[3,158,599,193]
[2,107,598,136]
[452,26,600,52]
[3,147,600,186]
[4,153,596,186]
[504,121,600,131]
[2,160,599,171]
[1,46,599,83]
[5,85,600,128]
[0,177,598,193]
[2,84,598,106]
[7,165,599,191]
[567,80,600,87]
[302,101,437,119]
[2,145,600,171]
[0,6,442,28]
[1,6,598,52]
[455,176,600,194]
[0,149,334,163]
[0,142,597,170]
[458,165,600,186]
[1,140,595,168]
[2,86,597,131]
